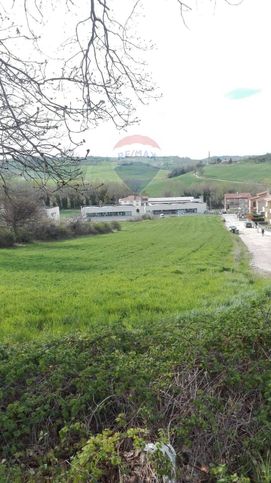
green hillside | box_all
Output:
[80,157,199,194]
[79,157,271,197]
[202,161,271,185]
[144,171,200,195]
[116,162,160,192]
[82,161,123,184]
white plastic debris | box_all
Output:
[144,442,176,483]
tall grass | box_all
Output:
[0,216,266,342]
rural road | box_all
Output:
[224,214,271,274]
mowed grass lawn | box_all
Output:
[0,216,261,342]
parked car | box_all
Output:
[245,221,253,228]
[229,226,239,234]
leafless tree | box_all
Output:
[0,184,45,238]
[0,1,242,190]
[0,0,155,190]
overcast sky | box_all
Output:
[82,0,271,159]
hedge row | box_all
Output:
[0,220,121,247]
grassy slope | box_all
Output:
[115,162,159,192]
[144,171,201,195]
[202,161,271,185]
[145,161,271,196]
[0,216,263,342]
[82,161,124,184]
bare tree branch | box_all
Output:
[0,0,242,190]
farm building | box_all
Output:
[81,196,207,221]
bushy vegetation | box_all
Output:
[0,293,271,481]
[0,228,15,247]
[34,220,121,241]
[168,164,195,178]
[0,220,121,246]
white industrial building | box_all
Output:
[81,196,207,221]
[147,196,203,205]
[81,204,138,221]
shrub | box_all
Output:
[33,222,71,241]
[142,214,153,220]
[0,219,120,246]
[0,228,15,247]
[94,221,113,234]
[85,223,98,235]
[69,220,91,236]
[16,227,34,243]
[129,214,153,222]
[33,220,115,241]
[110,220,121,231]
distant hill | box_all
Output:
[201,155,249,163]
[79,154,271,197]
[83,156,196,169]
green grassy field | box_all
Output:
[202,161,271,185]
[0,216,261,342]
[1,216,271,480]
[60,209,81,219]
